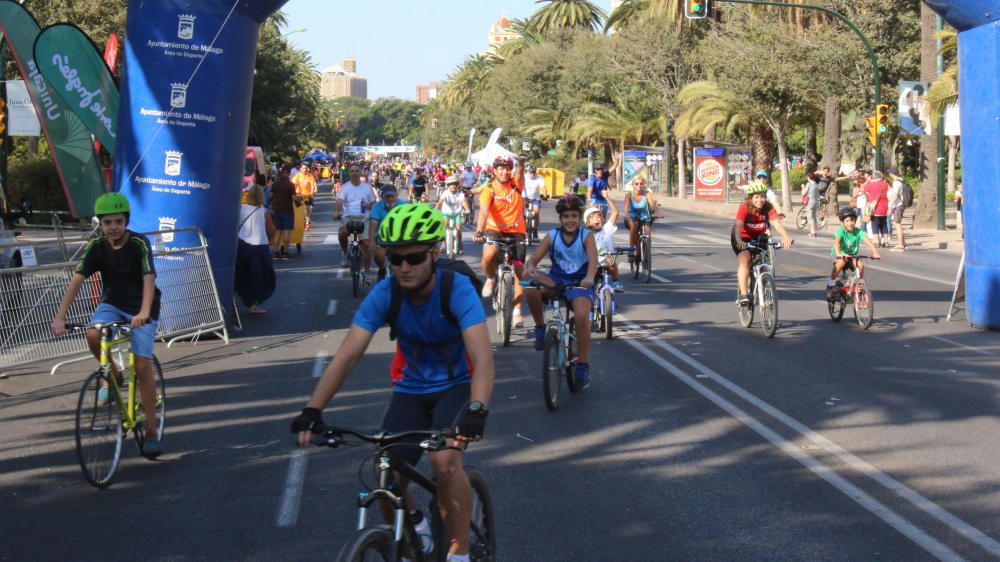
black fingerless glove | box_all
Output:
[291,407,325,434]
[456,408,488,440]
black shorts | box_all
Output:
[380,384,469,467]
[484,231,526,263]
[303,196,314,207]
[731,228,769,256]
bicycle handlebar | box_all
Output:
[519,279,582,291]
[310,426,457,450]
[837,255,879,260]
[64,321,132,333]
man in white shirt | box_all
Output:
[335,162,376,270]
[886,166,907,251]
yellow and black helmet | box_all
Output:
[377,203,446,247]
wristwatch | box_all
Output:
[468,401,489,416]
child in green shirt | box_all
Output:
[827,207,881,300]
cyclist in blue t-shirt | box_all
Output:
[293,204,494,562]
[586,151,622,217]
[368,185,405,281]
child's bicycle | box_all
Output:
[66,321,165,488]
[521,280,580,411]
[827,255,878,329]
[592,248,632,340]
[311,426,496,562]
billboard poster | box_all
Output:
[115,0,286,309]
[622,150,647,193]
[693,147,726,201]
[726,148,753,203]
[899,80,930,135]
[5,80,40,136]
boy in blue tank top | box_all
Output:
[523,196,599,388]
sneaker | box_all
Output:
[738,293,750,306]
[513,310,524,328]
[481,279,495,299]
[141,436,162,459]
[574,363,591,389]
[612,280,624,293]
[305,223,311,231]
[534,326,545,351]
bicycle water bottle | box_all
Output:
[410,509,434,555]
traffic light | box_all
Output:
[685,0,709,19]
[876,104,890,134]
[866,117,877,147]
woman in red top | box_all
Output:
[732,183,793,305]
[862,170,891,247]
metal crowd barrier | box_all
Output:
[0,227,229,374]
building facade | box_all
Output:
[320,58,367,100]
[416,82,443,105]
[487,14,517,52]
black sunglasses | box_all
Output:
[386,251,432,267]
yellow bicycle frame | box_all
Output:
[98,329,140,432]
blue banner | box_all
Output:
[115,0,286,311]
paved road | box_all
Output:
[1,191,998,561]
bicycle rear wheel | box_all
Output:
[853,280,874,330]
[500,272,514,347]
[759,273,778,338]
[542,327,561,411]
[431,467,497,562]
[335,526,395,562]
[75,370,124,488]
[641,237,652,283]
[350,247,361,298]
[133,355,166,454]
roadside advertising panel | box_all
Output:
[693,147,726,201]
[622,150,647,194]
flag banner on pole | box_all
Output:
[0,1,107,217]
[34,23,120,153]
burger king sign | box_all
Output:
[694,147,727,200]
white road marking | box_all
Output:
[275,449,309,528]
[619,315,1000,560]
[322,235,338,245]
[336,269,345,279]
[650,273,672,283]
[311,350,329,378]
[669,253,726,272]
[931,336,996,357]
[326,299,338,316]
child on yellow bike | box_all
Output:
[827,207,881,300]
[523,195,599,388]
[50,193,164,458]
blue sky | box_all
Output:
[281,1,604,101]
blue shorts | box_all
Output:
[273,213,294,230]
[548,271,593,304]
[90,303,158,359]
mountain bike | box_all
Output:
[524,203,539,244]
[592,248,632,340]
[796,196,829,231]
[737,238,783,338]
[343,216,368,298]
[312,426,495,562]
[521,280,580,411]
[629,218,656,283]
[827,255,877,329]
[486,236,523,347]
[461,196,475,227]
[66,321,165,488]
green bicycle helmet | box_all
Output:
[746,182,768,196]
[377,203,446,247]
[94,192,130,216]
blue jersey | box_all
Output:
[353,273,486,394]
[369,200,405,225]
[587,172,610,202]
[548,227,589,280]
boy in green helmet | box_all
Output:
[51,192,164,458]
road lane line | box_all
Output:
[650,273,672,283]
[275,449,309,528]
[618,325,962,561]
[311,350,329,378]
[336,269,345,279]
[327,299,338,316]
[620,315,1000,559]
[931,336,996,357]
[322,235,338,245]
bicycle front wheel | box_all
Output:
[542,327,561,411]
[631,245,640,279]
[602,289,614,340]
[446,229,456,259]
[828,294,846,322]
[854,280,875,330]
[75,370,124,488]
[565,318,579,393]
[335,526,395,562]
[759,273,778,338]
[431,467,497,562]
[738,289,754,328]
[133,355,166,454]
[641,237,652,283]
[500,272,514,347]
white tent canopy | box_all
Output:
[469,143,517,167]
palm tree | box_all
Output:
[529,0,607,33]
[495,18,544,59]
[604,0,651,33]
[927,28,959,193]
[913,4,940,228]
[438,54,497,114]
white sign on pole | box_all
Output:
[944,102,961,137]
[5,81,41,137]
